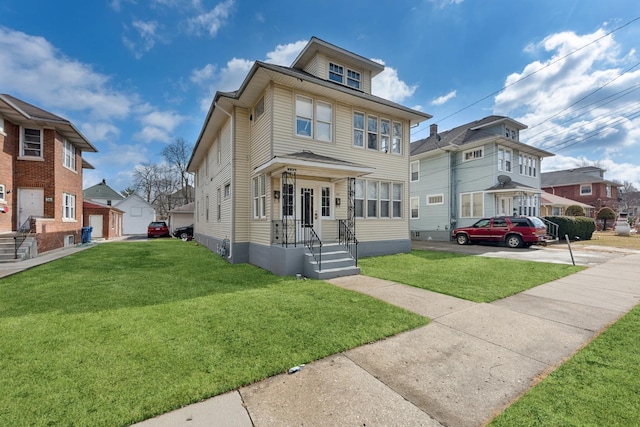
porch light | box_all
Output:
[335,198,341,206]
[274,190,280,200]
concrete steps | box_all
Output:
[0,235,34,263]
[303,244,360,280]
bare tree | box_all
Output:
[574,159,604,169]
[121,187,137,198]
[618,181,639,214]
[133,163,160,203]
[162,138,194,204]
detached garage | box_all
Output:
[82,201,123,240]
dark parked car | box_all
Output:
[147,221,170,238]
[173,224,194,240]
[452,216,548,248]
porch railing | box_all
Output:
[338,219,358,266]
[14,215,34,259]
[272,219,324,270]
[303,226,322,271]
[540,217,559,240]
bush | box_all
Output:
[544,216,596,241]
[596,207,616,230]
[565,205,586,216]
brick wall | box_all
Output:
[542,183,619,215]
[0,121,17,233]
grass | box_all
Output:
[0,240,429,427]
[572,229,640,250]
[359,250,584,302]
[490,304,640,426]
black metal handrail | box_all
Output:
[338,219,358,266]
[14,215,34,259]
[303,225,322,271]
[540,217,559,240]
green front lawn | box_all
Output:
[359,250,584,302]
[0,240,428,427]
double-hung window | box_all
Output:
[411,197,419,219]
[353,112,365,148]
[355,180,365,218]
[296,95,332,141]
[498,146,512,172]
[367,181,378,217]
[460,192,483,218]
[253,175,266,218]
[380,119,390,153]
[0,184,5,202]
[380,183,390,218]
[329,63,344,84]
[295,95,313,137]
[392,183,402,218]
[63,193,75,220]
[63,139,76,171]
[321,187,331,217]
[347,70,361,89]
[580,184,592,196]
[367,115,378,150]
[410,161,419,182]
[315,101,332,142]
[392,122,402,154]
[22,127,42,157]
[519,154,537,177]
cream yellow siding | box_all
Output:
[234,108,252,243]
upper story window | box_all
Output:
[463,147,484,162]
[519,154,537,177]
[498,146,512,172]
[505,127,517,140]
[427,194,444,205]
[329,63,344,84]
[253,175,266,219]
[329,62,362,90]
[392,122,402,154]
[0,116,5,135]
[347,70,361,89]
[254,96,265,121]
[0,184,5,202]
[224,183,231,198]
[63,192,76,220]
[353,112,365,148]
[63,139,76,171]
[295,95,332,142]
[354,112,402,154]
[580,184,592,196]
[606,185,611,198]
[21,127,42,157]
[410,161,419,182]
[367,115,378,150]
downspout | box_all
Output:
[215,101,234,260]
[450,150,457,238]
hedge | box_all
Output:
[544,215,596,241]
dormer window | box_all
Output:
[329,62,362,90]
[505,126,517,140]
[329,63,344,84]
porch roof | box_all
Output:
[484,180,541,195]
[254,150,375,180]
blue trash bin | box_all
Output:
[81,226,93,243]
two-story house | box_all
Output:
[541,167,620,215]
[0,93,97,256]
[409,116,553,241]
[187,37,432,278]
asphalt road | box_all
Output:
[411,239,640,266]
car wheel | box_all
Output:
[506,235,523,248]
[456,233,469,245]
[180,232,189,241]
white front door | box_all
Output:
[498,196,513,216]
[89,215,103,238]
[17,188,44,227]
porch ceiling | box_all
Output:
[255,150,375,180]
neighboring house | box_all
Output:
[83,179,124,206]
[83,200,123,240]
[168,202,194,232]
[187,36,432,278]
[541,167,620,215]
[114,194,156,235]
[0,93,97,254]
[410,116,554,241]
[540,191,594,217]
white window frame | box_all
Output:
[353,112,365,148]
[580,184,592,196]
[519,154,537,177]
[392,122,402,154]
[217,188,221,221]
[410,161,420,182]
[253,175,266,219]
[460,192,484,218]
[426,194,444,205]
[254,96,265,121]
[347,69,361,89]
[355,179,365,218]
[606,185,611,198]
[62,192,76,220]
[206,195,209,221]
[321,186,331,218]
[0,184,5,202]
[329,62,344,84]
[63,139,76,171]
[463,147,484,162]
[380,119,390,153]
[0,116,5,135]
[367,181,378,218]
[224,183,231,199]
[392,183,402,218]
[380,182,390,218]
[315,101,332,142]
[410,197,419,219]
[20,126,43,158]
[367,115,378,151]
[498,146,512,172]
[295,95,313,138]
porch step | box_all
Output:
[0,235,34,262]
[303,246,360,280]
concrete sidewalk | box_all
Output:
[132,252,640,427]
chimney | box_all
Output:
[101,179,106,185]
[430,123,438,137]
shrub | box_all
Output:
[544,216,596,241]
[596,207,616,230]
[565,205,586,216]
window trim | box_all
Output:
[355,179,403,219]
[426,194,444,205]
[410,161,420,182]
[463,147,484,162]
[20,126,43,158]
[329,62,344,84]
[253,96,265,122]
[580,184,592,196]
[62,192,76,221]
[224,183,231,199]
[252,175,266,219]
[392,121,402,154]
[63,138,76,171]
[519,154,537,177]
[353,111,365,148]
[0,184,5,202]
[497,146,512,173]
[460,191,484,218]
[410,197,419,219]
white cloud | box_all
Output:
[264,40,307,66]
[493,25,640,179]
[123,20,163,59]
[81,122,120,142]
[190,64,217,84]
[187,0,234,37]
[431,90,457,106]
[134,110,185,142]
[371,59,417,103]
[542,154,640,189]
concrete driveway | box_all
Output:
[411,239,640,266]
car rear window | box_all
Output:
[527,217,545,228]
[150,222,167,227]
[510,218,530,227]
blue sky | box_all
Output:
[1,0,639,192]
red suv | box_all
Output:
[147,221,170,238]
[452,216,548,248]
